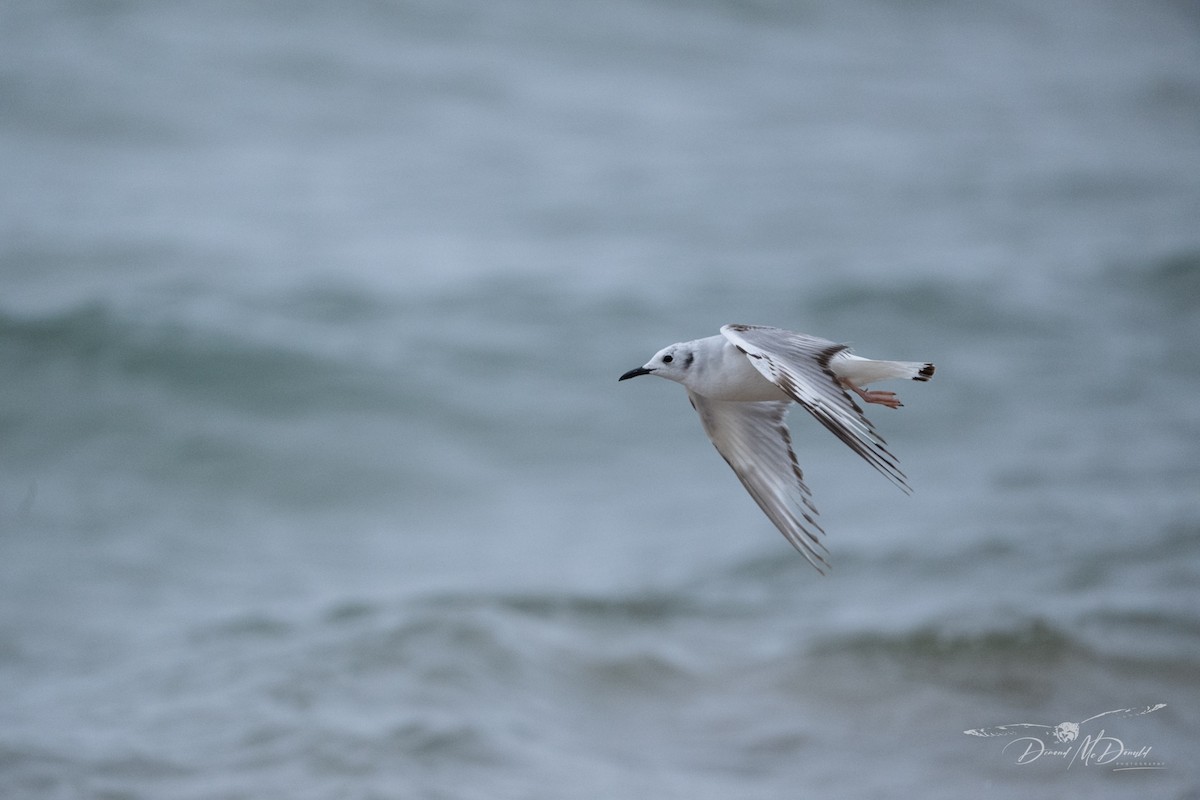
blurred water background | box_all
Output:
[2,1,1199,798]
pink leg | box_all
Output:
[841,380,903,409]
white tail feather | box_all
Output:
[830,353,936,386]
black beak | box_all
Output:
[619,366,653,381]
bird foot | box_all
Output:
[842,381,903,409]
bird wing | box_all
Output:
[688,392,828,572]
[720,324,909,492]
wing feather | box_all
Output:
[720,324,910,492]
[689,393,828,571]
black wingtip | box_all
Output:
[914,363,936,381]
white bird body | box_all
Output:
[660,334,930,402]
[619,324,935,572]
[672,335,790,402]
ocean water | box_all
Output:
[2,1,1199,798]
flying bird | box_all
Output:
[619,324,934,572]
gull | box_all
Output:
[619,324,935,572]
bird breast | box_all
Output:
[688,340,792,402]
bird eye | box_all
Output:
[662,355,673,363]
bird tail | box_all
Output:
[835,354,936,386]
[910,361,936,382]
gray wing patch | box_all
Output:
[721,324,909,492]
[689,393,828,572]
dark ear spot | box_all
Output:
[684,352,694,368]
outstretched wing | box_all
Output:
[720,324,909,491]
[688,393,828,572]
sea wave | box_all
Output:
[259,586,1200,683]
[810,616,1081,664]
[0,302,398,416]
[5,579,1195,799]
[0,300,491,517]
